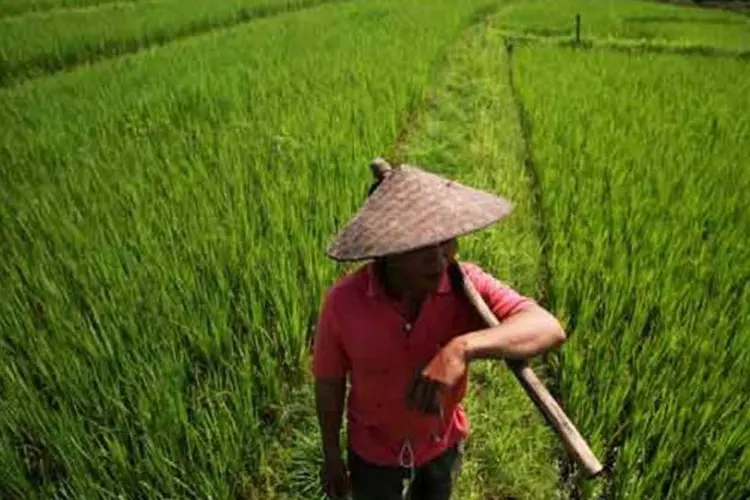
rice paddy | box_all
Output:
[1,0,748,498]
[0,0,143,19]
[0,0,344,86]
[512,43,750,499]
[499,0,750,50]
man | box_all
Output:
[312,158,566,499]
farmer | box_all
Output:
[312,158,566,500]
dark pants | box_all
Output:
[347,442,463,500]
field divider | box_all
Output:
[498,29,750,60]
[391,7,573,494]
[388,1,502,164]
[502,37,553,316]
[0,0,143,21]
[503,32,636,497]
[501,31,577,496]
[647,0,750,18]
[0,0,351,88]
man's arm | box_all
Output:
[311,288,351,462]
[457,262,566,361]
[409,264,566,412]
[458,302,566,361]
[315,377,347,461]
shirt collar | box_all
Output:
[365,261,452,299]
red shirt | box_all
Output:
[311,261,535,467]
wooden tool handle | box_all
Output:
[450,262,604,478]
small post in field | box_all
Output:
[575,14,581,45]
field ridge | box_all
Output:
[503,38,553,317]
[388,2,502,165]
[397,9,566,497]
[0,0,141,21]
[652,0,750,17]
[503,33,577,497]
[0,0,350,88]
[501,30,750,59]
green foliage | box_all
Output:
[513,45,750,499]
[400,20,560,500]
[0,0,496,496]
[0,0,343,86]
[2,0,750,498]
[0,0,143,19]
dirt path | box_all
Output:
[394,8,565,499]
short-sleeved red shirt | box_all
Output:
[311,261,535,467]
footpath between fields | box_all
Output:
[389,5,566,499]
[263,2,569,498]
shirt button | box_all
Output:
[403,323,412,333]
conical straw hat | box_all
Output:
[326,158,512,262]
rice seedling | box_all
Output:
[0,0,344,86]
[512,44,750,499]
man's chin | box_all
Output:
[420,275,443,293]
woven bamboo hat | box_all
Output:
[326,158,512,262]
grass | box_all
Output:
[397,18,561,500]
[498,0,750,50]
[511,44,750,499]
[0,0,344,86]
[0,0,500,497]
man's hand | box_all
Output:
[407,338,469,415]
[406,302,566,415]
[420,338,469,388]
[320,454,350,499]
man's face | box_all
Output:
[386,238,458,295]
